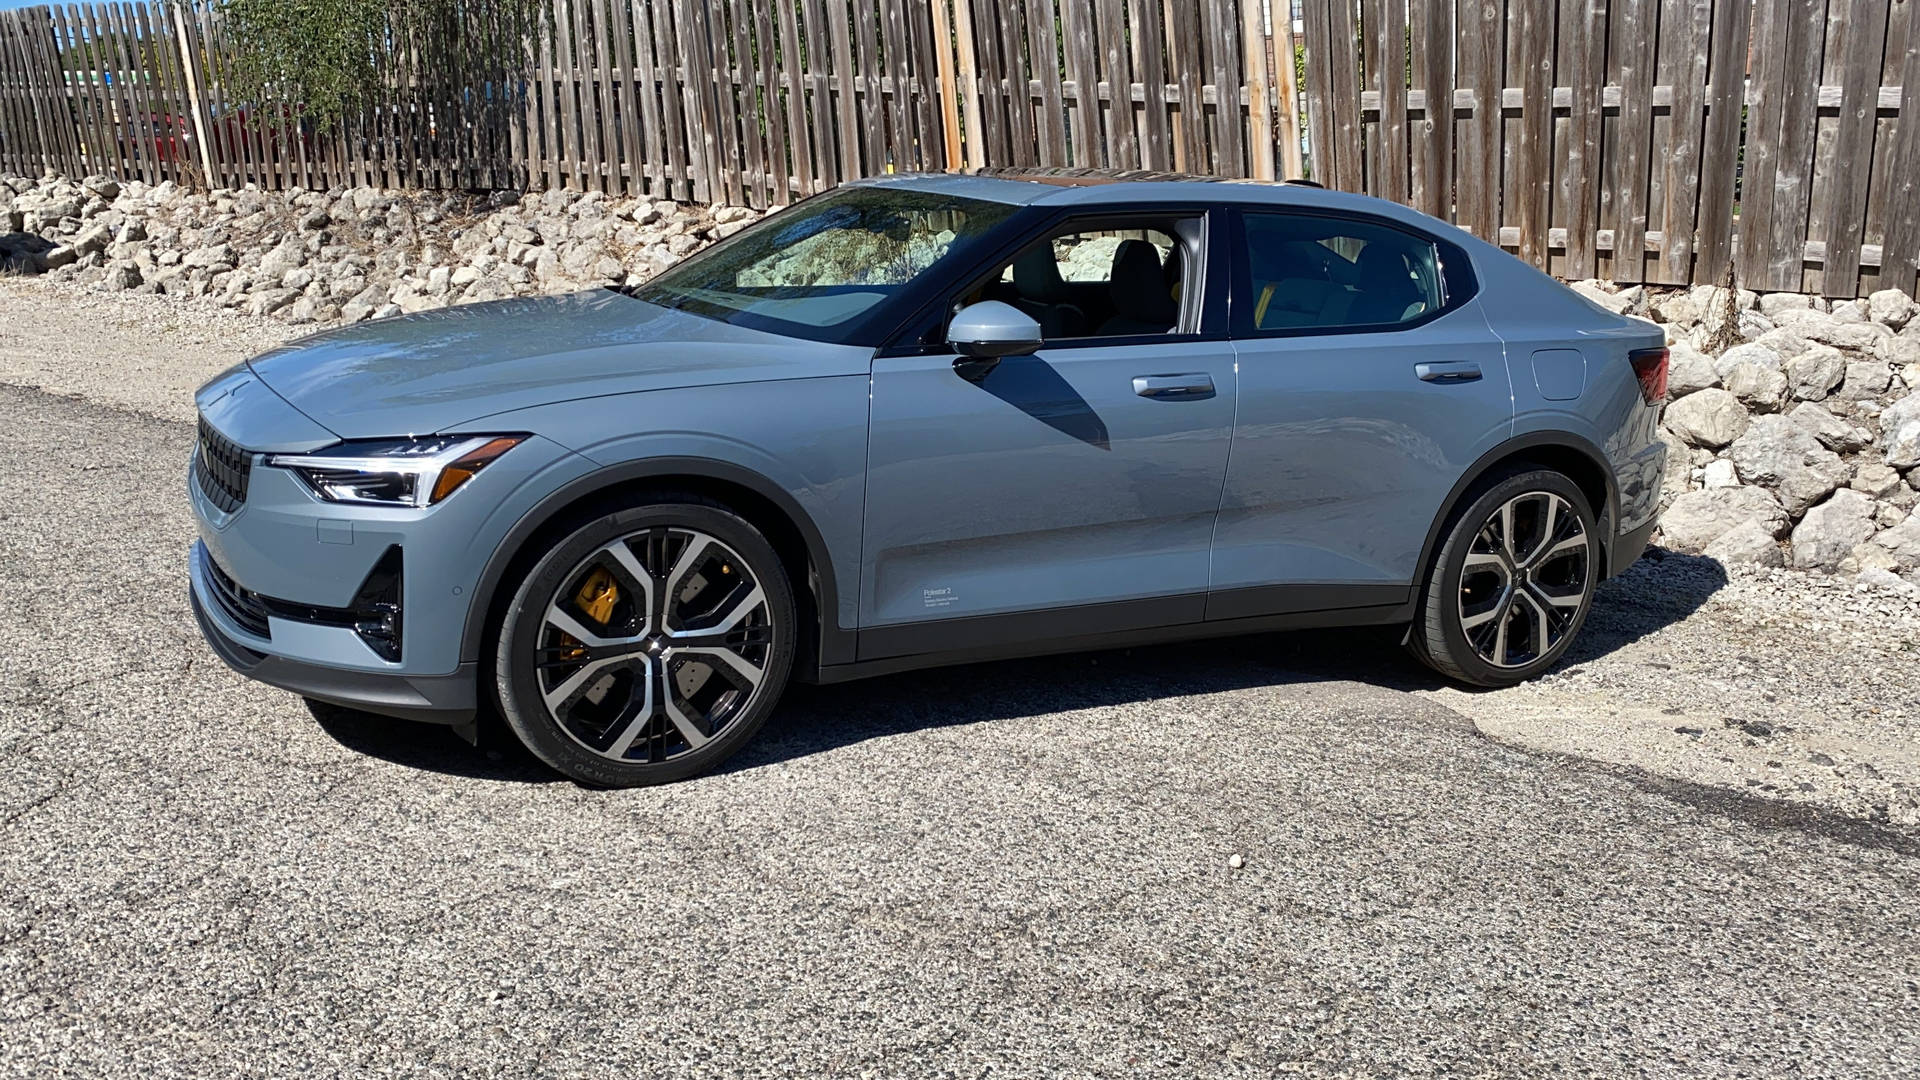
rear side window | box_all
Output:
[1237,211,1451,333]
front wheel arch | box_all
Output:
[461,458,846,681]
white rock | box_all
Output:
[1758,292,1818,318]
[1703,518,1786,567]
[1728,414,1854,516]
[1772,307,1893,352]
[1783,345,1847,401]
[1786,401,1870,452]
[1835,359,1893,402]
[1664,388,1750,448]
[1875,510,1920,569]
[1867,288,1917,331]
[1828,299,1868,323]
[1703,458,1740,488]
[1790,489,1879,570]
[1713,341,1784,376]
[1660,486,1790,552]
[1883,392,1920,469]
[1666,342,1720,397]
[1724,362,1789,412]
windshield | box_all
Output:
[630,186,1021,341]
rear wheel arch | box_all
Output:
[463,458,846,680]
[1416,433,1618,587]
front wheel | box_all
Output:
[494,496,796,787]
[1409,469,1599,687]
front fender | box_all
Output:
[448,375,872,667]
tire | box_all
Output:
[1409,468,1599,687]
[494,494,796,787]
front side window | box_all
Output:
[1239,211,1446,332]
[632,186,1020,340]
[964,219,1198,340]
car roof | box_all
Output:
[844,167,1453,230]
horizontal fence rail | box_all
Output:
[0,0,1916,296]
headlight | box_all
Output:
[266,435,524,508]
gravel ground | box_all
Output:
[3,278,1920,1075]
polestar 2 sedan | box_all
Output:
[188,169,1669,786]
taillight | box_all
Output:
[1630,347,1669,405]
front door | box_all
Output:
[860,212,1235,656]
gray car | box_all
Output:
[188,170,1669,786]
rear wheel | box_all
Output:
[1409,469,1598,687]
[494,496,795,787]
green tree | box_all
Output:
[210,0,543,130]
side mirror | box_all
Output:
[947,300,1042,381]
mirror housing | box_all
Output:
[948,300,1043,360]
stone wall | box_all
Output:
[1,173,764,324]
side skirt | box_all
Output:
[810,586,1414,685]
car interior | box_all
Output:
[1243,214,1444,330]
[966,221,1196,340]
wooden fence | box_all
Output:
[1301,0,1920,297]
[1,0,1918,297]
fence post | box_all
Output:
[171,2,215,187]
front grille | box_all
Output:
[195,417,251,513]
[203,555,273,639]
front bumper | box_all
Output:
[190,542,477,724]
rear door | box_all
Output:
[860,209,1236,655]
[1209,207,1515,619]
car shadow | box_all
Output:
[305,549,1727,782]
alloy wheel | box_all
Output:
[536,526,774,763]
[1456,491,1592,669]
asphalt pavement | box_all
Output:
[2,384,1916,1078]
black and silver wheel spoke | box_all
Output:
[1457,491,1591,670]
[536,526,773,764]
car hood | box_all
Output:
[244,290,875,440]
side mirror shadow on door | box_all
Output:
[948,300,1043,382]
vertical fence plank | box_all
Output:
[1300,0,1334,184]
[1240,0,1274,178]
[1094,0,1135,167]
[749,0,790,200]
[1657,0,1707,281]
[830,0,865,179]
[774,0,811,190]
[1128,0,1172,167]
[996,0,1037,164]
[1027,0,1068,165]
[1454,0,1499,238]
[1416,0,1453,218]
[1820,0,1888,294]
[1562,0,1604,277]
[950,0,984,168]
[1606,0,1655,279]
[800,0,836,187]
[1166,0,1205,169]
[1202,0,1243,175]
[1372,0,1408,202]
[1060,0,1099,166]
[1881,4,1920,294]
[1693,0,1749,284]
[1756,0,1825,290]
[1514,0,1552,267]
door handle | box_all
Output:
[1132,374,1215,400]
[1415,361,1482,384]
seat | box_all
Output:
[1348,244,1425,326]
[1008,246,1089,339]
[1254,278,1355,328]
[1096,239,1179,335]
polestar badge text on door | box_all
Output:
[188,170,1669,786]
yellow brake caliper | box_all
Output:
[561,568,621,659]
